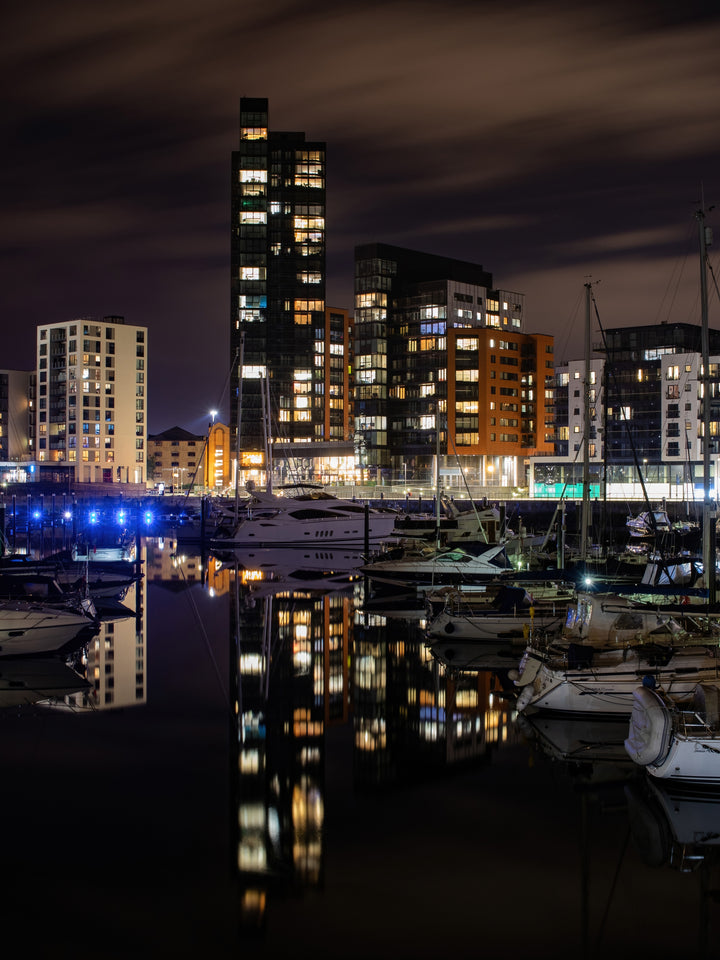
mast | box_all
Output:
[698,203,716,604]
[261,373,273,493]
[234,333,245,523]
[435,409,442,549]
[580,282,592,565]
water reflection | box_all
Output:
[0,543,147,715]
[7,537,720,957]
[230,558,520,933]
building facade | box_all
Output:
[231,97,330,477]
[206,419,232,493]
[148,426,205,492]
[353,243,553,487]
[36,316,147,484]
[530,322,720,499]
[0,368,32,466]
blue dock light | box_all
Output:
[117,510,126,524]
[63,510,72,521]
[32,509,41,521]
[89,510,99,524]
[144,510,153,525]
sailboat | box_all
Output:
[625,679,720,785]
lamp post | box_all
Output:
[207,410,218,494]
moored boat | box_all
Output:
[0,600,98,657]
[360,543,513,592]
[625,680,720,786]
[210,483,398,547]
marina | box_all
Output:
[1,512,720,958]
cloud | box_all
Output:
[3,0,720,428]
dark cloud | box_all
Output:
[3,0,720,429]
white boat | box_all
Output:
[424,579,576,619]
[0,601,98,656]
[426,584,566,643]
[626,509,673,538]
[392,498,504,546]
[360,543,513,591]
[210,483,398,547]
[513,641,720,717]
[625,680,720,786]
[560,592,692,645]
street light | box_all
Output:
[207,410,218,494]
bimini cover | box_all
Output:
[624,686,672,766]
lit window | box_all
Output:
[240,127,267,140]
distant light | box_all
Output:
[584,576,593,587]
[32,510,41,520]
[144,511,153,525]
[63,510,72,520]
[117,511,126,524]
[89,511,98,524]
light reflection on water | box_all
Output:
[2,538,719,959]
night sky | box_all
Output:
[3,0,720,433]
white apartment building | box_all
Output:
[36,315,147,484]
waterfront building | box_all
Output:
[148,425,205,492]
[353,243,553,488]
[206,419,232,493]
[36,316,147,485]
[0,368,33,481]
[231,98,351,482]
[530,321,720,500]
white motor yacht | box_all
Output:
[0,601,98,656]
[210,484,398,547]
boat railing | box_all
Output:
[672,707,720,738]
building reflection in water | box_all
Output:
[37,540,149,713]
[232,568,518,932]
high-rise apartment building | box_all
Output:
[231,97,330,479]
[36,315,147,484]
[353,243,553,487]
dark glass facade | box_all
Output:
[601,323,720,464]
[230,98,326,461]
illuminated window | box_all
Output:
[240,211,267,224]
[240,267,266,280]
[240,127,267,140]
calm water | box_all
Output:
[1,538,718,960]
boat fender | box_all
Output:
[444,622,455,634]
[507,669,520,682]
[516,684,535,712]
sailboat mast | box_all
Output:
[234,333,245,523]
[262,373,273,494]
[580,282,592,564]
[698,204,716,604]
[435,409,441,549]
